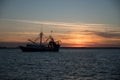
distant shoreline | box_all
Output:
[0,47,120,49]
[61,47,120,49]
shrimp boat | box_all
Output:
[19,31,60,52]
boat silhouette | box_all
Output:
[19,31,60,52]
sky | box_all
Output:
[0,0,120,47]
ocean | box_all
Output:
[0,49,120,80]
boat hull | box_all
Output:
[19,46,59,52]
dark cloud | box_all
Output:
[75,30,120,38]
[93,31,120,38]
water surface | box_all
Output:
[0,49,120,80]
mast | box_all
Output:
[40,26,43,45]
[50,30,54,42]
[40,32,43,45]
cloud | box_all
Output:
[1,18,111,34]
[93,31,120,38]
[0,18,108,28]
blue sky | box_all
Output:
[1,0,120,24]
[0,0,120,47]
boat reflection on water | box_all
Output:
[20,31,61,52]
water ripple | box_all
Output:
[0,49,120,80]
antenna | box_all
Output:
[51,30,53,36]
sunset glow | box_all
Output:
[0,19,120,47]
[0,0,120,47]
